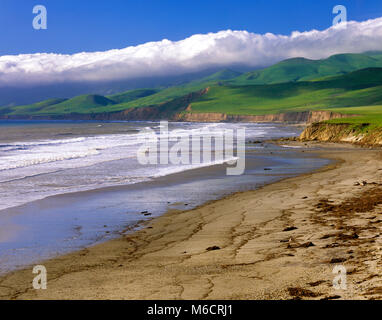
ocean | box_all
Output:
[0,120,329,273]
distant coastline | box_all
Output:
[0,109,353,123]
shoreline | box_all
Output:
[0,139,322,275]
[0,144,328,276]
[1,141,382,299]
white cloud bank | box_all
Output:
[1,17,382,86]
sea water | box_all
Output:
[0,120,329,273]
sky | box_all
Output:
[1,0,382,88]
[1,0,381,55]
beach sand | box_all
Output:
[1,141,381,300]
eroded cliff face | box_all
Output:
[1,108,356,124]
[300,122,382,145]
[173,110,354,123]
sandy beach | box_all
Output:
[1,141,381,300]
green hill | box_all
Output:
[27,94,117,115]
[229,53,382,85]
[194,69,242,83]
[4,70,241,116]
[187,68,382,116]
[364,50,382,59]
[5,90,161,116]
[107,88,159,104]
[1,98,68,115]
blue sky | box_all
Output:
[1,0,382,55]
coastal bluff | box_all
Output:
[173,110,352,123]
[300,122,382,146]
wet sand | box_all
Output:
[1,141,382,300]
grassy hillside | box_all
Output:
[326,105,382,126]
[107,88,159,104]
[113,69,243,111]
[0,98,68,115]
[229,53,382,85]
[2,69,242,116]
[192,69,242,83]
[48,95,116,113]
[187,68,382,115]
